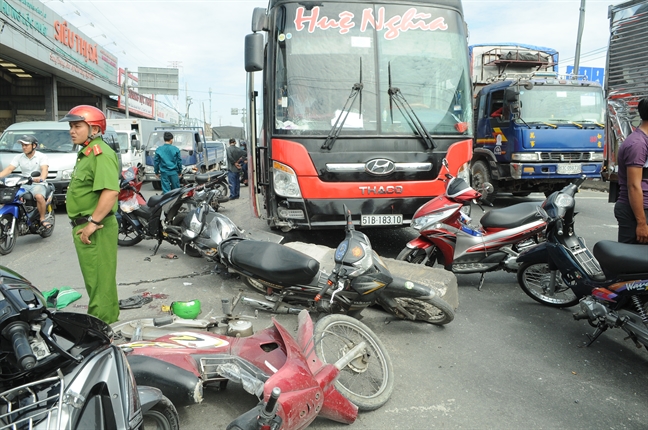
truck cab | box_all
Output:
[114,129,142,171]
[143,127,215,189]
[472,74,605,198]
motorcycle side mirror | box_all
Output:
[342,204,354,231]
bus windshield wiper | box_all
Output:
[387,62,435,150]
[322,59,363,151]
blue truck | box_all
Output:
[143,126,221,190]
[469,44,605,198]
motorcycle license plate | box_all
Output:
[361,214,403,226]
[557,164,581,174]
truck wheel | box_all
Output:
[471,160,496,202]
[152,181,162,191]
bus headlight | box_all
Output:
[273,161,302,198]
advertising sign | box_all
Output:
[0,0,119,92]
[117,68,154,118]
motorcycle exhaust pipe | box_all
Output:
[240,296,301,315]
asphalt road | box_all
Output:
[3,184,647,429]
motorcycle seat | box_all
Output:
[231,240,320,285]
[147,188,183,207]
[593,240,648,276]
[480,202,542,229]
[196,171,226,184]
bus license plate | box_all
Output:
[557,164,581,174]
[361,214,403,226]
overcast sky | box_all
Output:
[45,0,626,126]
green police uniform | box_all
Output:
[67,137,120,324]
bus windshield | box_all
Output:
[273,3,472,136]
[519,86,605,124]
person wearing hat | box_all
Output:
[0,135,51,229]
[154,132,183,193]
[60,105,120,325]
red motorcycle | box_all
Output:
[118,307,394,429]
[397,159,546,290]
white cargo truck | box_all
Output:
[106,118,162,172]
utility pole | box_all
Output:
[573,0,586,78]
[209,88,212,125]
[123,68,130,118]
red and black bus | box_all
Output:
[244,0,473,230]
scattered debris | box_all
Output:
[161,253,178,259]
[119,295,153,310]
[144,257,151,262]
[183,282,192,286]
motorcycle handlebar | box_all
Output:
[5,322,36,371]
[264,387,281,416]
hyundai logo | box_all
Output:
[365,159,395,176]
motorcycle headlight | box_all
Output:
[410,207,458,231]
[554,193,574,209]
[273,162,301,198]
[457,162,470,183]
[185,211,202,238]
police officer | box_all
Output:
[60,105,120,324]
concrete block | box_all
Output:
[285,242,459,309]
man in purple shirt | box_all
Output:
[614,97,648,244]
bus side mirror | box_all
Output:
[251,7,268,32]
[245,33,264,72]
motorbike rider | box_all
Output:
[0,135,51,229]
[60,105,121,325]
[614,97,648,244]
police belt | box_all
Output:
[69,213,113,227]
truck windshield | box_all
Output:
[273,3,471,136]
[147,131,195,152]
[116,133,129,154]
[518,85,605,124]
[0,130,75,153]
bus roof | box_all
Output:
[266,0,464,14]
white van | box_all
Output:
[114,129,143,170]
[0,121,122,206]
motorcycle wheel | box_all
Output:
[313,314,394,412]
[170,213,202,258]
[396,246,435,267]
[392,297,455,325]
[117,213,144,246]
[216,183,229,201]
[142,396,180,430]
[244,277,268,294]
[0,215,17,255]
[517,262,579,307]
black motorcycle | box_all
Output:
[0,173,56,255]
[217,206,455,325]
[516,178,648,349]
[116,165,221,255]
[0,266,179,428]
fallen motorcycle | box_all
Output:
[117,295,394,427]
[397,159,546,290]
[0,266,179,429]
[116,164,222,255]
[217,206,454,325]
[0,172,56,255]
[515,177,648,349]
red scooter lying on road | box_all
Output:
[397,159,547,289]
[117,299,394,429]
